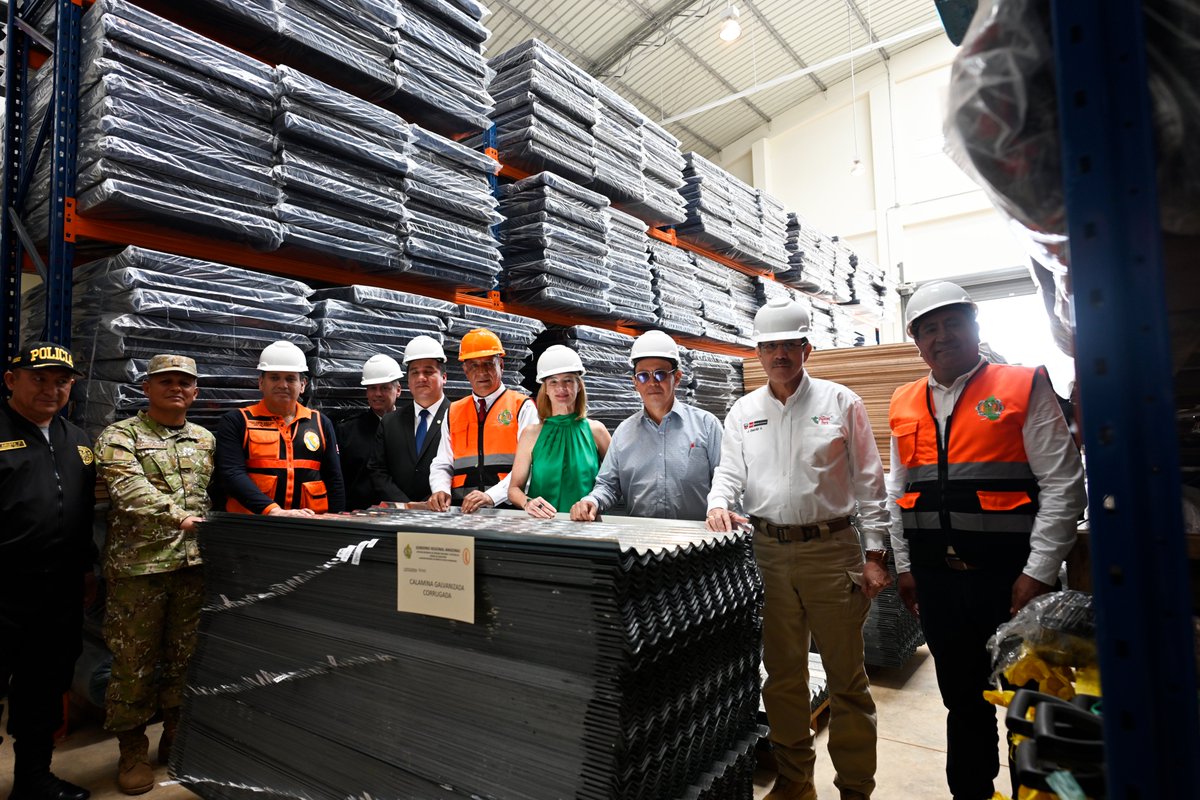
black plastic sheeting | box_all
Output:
[174,509,764,800]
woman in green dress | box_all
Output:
[508,345,611,518]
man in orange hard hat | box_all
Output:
[428,328,538,513]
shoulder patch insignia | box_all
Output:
[0,439,27,451]
[303,430,321,452]
[976,396,1005,422]
[78,445,94,465]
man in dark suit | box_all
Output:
[368,336,448,506]
[337,354,403,510]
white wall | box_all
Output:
[713,35,1029,342]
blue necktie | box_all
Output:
[415,408,429,453]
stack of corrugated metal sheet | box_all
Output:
[650,241,706,338]
[780,212,837,294]
[486,39,597,186]
[274,0,398,102]
[443,305,545,400]
[27,0,283,249]
[603,208,658,325]
[590,83,645,208]
[677,153,785,273]
[863,549,927,668]
[403,124,503,288]
[688,350,742,419]
[756,191,790,272]
[394,0,495,134]
[21,247,313,436]
[630,120,687,228]
[499,171,613,317]
[305,285,455,420]
[839,250,894,327]
[172,510,763,800]
[273,64,411,272]
[692,254,747,345]
[728,270,759,343]
[527,326,640,433]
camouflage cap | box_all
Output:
[9,341,84,374]
[146,354,199,378]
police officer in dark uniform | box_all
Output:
[0,342,96,800]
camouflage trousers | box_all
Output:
[103,567,204,733]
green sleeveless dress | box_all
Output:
[527,414,600,510]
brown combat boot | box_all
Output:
[157,707,180,766]
[116,728,154,795]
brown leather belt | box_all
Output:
[751,516,854,543]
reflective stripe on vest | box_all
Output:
[888,363,1041,540]
[226,401,329,513]
[448,389,527,497]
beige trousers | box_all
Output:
[755,526,877,799]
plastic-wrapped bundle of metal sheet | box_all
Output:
[779,212,838,295]
[21,247,314,436]
[272,64,412,273]
[484,39,598,186]
[754,274,796,307]
[589,83,645,207]
[173,510,763,800]
[625,119,686,228]
[305,285,455,419]
[677,152,785,273]
[692,254,752,346]
[838,250,893,328]
[403,124,503,288]
[756,190,790,272]
[808,296,837,350]
[604,208,657,325]
[649,241,705,338]
[443,305,545,399]
[25,0,284,249]
[272,0,400,102]
[394,0,495,134]
[828,239,854,304]
[498,171,613,317]
[687,349,742,419]
[526,326,640,433]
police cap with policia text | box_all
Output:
[8,341,84,375]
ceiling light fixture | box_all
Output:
[718,4,741,42]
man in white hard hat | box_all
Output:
[337,355,403,510]
[888,281,1084,800]
[214,340,345,516]
[368,336,450,507]
[706,299,891,800]
[570,330,722,522]
[428,328,537,514]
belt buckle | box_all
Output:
[799,524,821,542]
[770,523,789,543]
[945,555,974,571]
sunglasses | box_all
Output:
[634,369,674,384]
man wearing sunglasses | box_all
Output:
[570,330,722,522]
[706,299,891,800]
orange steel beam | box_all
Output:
[648,227,778,281]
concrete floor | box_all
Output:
[1,645,1010,800]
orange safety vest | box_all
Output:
[226,401,331,514]
[448,389,529,501]
[889,362,1043,568]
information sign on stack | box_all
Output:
[21,247,314,436]
[498,172,613,317]
[650,241,705,338]
[527,326,640,433]
[28,0,284,249]
[305,285,455,420]
[443,305,545,400]
[172,510,764,800]
[486,39,598,186]
[273,64,411,273]
[603,208,657,325]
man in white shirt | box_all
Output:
[428,328,537,513]
[886,281,1085,800]
[369,337,451,506]
[707,299,892,800]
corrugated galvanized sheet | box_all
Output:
[484,0,943,157]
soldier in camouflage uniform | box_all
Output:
[95,355,213,795]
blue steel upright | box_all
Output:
[1050,0,1200,796]
[45,0,83,347]
[1,0,33,363]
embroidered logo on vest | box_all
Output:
[497,409,514,425]
[976,396,1005,422]
[303,430,321,451]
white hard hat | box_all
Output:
[904,280,977,335]
[360,354,403,386]
[257,340,308,372]
[403,335,446,364]
[629,330,680,367]
[753,299,810,343]
[535,345,586,383]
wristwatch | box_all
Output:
[864,549,887,564]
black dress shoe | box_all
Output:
[8,773,91,800]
